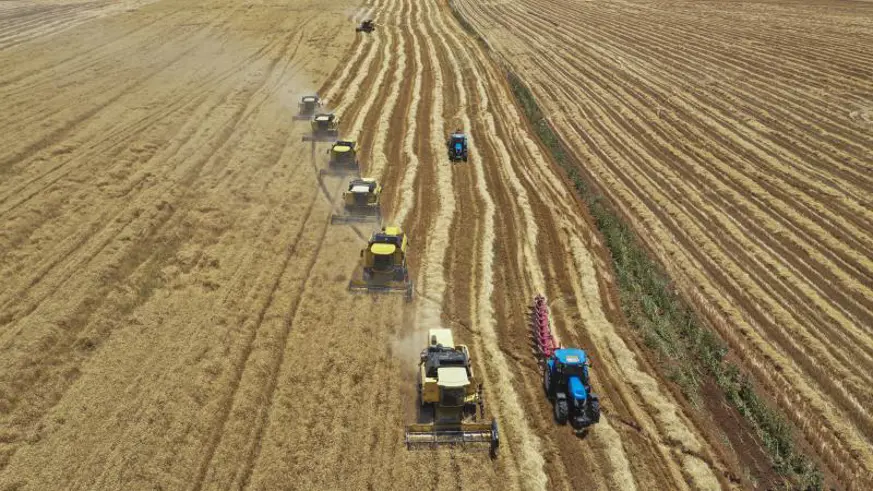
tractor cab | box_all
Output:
[551,350,591,401]
[551,349,591,388]
[356,19,375,33]
[447,130,468,162]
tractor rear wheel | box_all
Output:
[588,394,601,424]
[555,399,569,425]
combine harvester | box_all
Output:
[405,328,499,458]
[531,294,601,435]
[294,95,322,120]
[319,139,360,177]
[331,177,382,224]
[302,112,339,142]
[348,225,413,301]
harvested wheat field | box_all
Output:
[452,0,873,488]
[0,0,865,489]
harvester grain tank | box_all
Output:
[302,112,339,142]
[294,95,322,120]
[331,177,382,224]
[531,294,601,435]
[348,225,413,301]
[405,328,499,458]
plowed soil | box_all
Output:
[451,0,873,489]
[1,0,854,489]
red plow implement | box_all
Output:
[530,294,559,360]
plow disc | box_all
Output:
[405,421,499,458]
[531,294,559,359]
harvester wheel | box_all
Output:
[589,394,601,424]
[555,399,569,425]
[489,421,500,460]
[477,384,485,419]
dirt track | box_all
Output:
[452,0,873,488]
[0,0,838,489]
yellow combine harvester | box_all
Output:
[405,328,499,458]
[319,140,359,177]
[302,112,339,142]
[348,225,413,301]
[331,177,382,224]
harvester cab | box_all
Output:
[405,329,499,458]
[348,225,413,301]
[302,112,339,142]
[356,19,375,33]
[331,177,382,224]
[295,95,321,120]
[447,130,468,162]
[544,348,601,434]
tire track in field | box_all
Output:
[454,0,873,484]
[0,22,307,322]
[421,0,557,488]
[390,0,424,226]
[435,5,647,488]
[508,0,872,438]
[320,0,388,106]
[413,0,455,331]
[366,3,406,180]
[192,2,399,485]
[0,21,314,466]
[0,30,288,217]
[439,1,714,488]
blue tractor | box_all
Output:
[447,130,468,162]
[543,348,601,434]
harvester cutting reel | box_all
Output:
[405,420,499,459]
[348,278,414,302]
